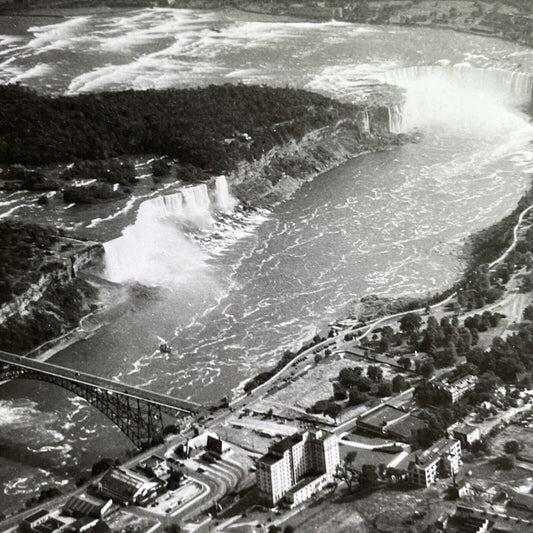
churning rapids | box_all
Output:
[1,8,533,508]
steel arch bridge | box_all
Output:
[0,350,206,448]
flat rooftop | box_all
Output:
[358,404,408,427]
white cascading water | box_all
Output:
[377,65,533,134]
[103,177,237,285]
[214,175,237,212]
[387,104,403,134]
[362,111,370,133]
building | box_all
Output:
[453,424,481,448]
[21,510,50,533]
[21,512,69,533]
[356,403,427,443]
[356,404,410,436]
[67,518,111,533]
[508,488,533,513]
[256,430,339,506]
[404,438,462,487]
[137,455,170,480]
[97,467,159,505]
[431,374,478,403]
[63,495,112,519]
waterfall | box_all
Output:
[103,180,237,285]
[376,65,533,134]
[362,111,370,133]
[214,175,237,212]
[387,104,403,134]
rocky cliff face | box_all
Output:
[0,241,103,354]
[229,107,406,206]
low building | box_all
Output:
[508,489,533,513]
[21,510,50,533]
[284,473,329,508]
[449,479,473,499]
[356,404,410,436]
[256,430,339,506]
[22,514,69,533]
[431,374,478,403]
[453,424,481,448]
[67,518,111,533]
[63,495,112,519]
[97,467,159,505]
[137,455,170,480]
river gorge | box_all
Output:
[0,7,532,510]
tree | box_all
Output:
[504,440,521,455]
[418,360,435,378]
[334,455,359,491]
[400,312,422,334]
[358,464,379,489]
[349,389,369,406]
[392,375,408,392]
[377,382,392,397]
[398,356,412,370]
[367,365,383,382]
[524,304,533,321]
[324,402,342,421]
[493,455,515,470]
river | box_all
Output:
[0,7,532,509]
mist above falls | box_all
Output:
[103,176,236,286]
[377,65,533,135]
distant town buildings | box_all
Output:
[256,430,339,506]
[431,374,478,403]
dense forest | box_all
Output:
[0,84,365,172]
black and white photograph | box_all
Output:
[0,1,532,532]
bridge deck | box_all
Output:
[0,350,202,414]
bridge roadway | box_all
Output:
[0,350,203,415]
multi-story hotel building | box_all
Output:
[256,430,339,506]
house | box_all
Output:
[449,479,473,499]
[402,438,462,487]
[430,374,478,403]
[453,424,481,448]
[256,430,339,506]
[63,495,112,519]
[137,455,170,480]
[97,467,159,505]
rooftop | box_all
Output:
[453,424,479,435]
[270,433,304,454]
[358,404,408,428]
[25,509,49,522]
[258,453,283,467]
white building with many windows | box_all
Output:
[256,430,339,506]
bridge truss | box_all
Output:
[0,361,195,448]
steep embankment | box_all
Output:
[0,221,103,354]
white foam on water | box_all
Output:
[9,63,54,83]
[26,16,92,53]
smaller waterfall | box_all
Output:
[214,175,237,212]
[388,104,403,134]
[362,111,370,133]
